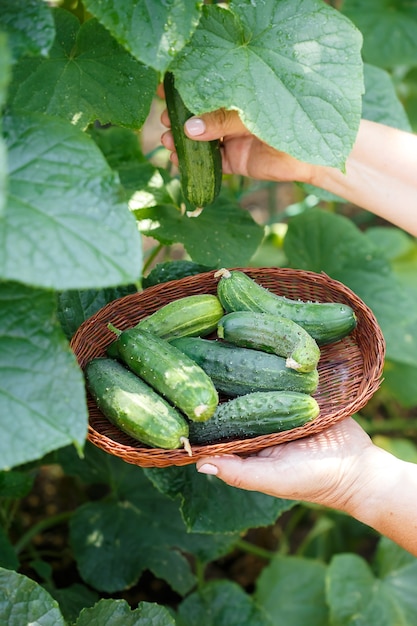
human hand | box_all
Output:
[196,417,377,513]
[160,104,315,185]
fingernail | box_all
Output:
[197,463,218,476]
[185,117,206,136]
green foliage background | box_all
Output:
[1,0,417,624]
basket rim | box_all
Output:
[71,266,386,468]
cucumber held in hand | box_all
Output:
[170,336,319,396]
[110,326,219,422]
[164,71,222,208]
[85,358,191,453]
[217,310,320,373]
[215,269,357,345]
[188,390,320,444]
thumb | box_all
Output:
[184,109,245,142]
[196,454,279,495]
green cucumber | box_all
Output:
[112,327,219,422]
[84,358,191,452]
[142,260,213,288]
[217,311,320,373]
[170,337,319,396]
[106,293,224,359]
[164,71,222,208]
[188,390,320,444]
[215,269,357,345]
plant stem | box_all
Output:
[142,243,164,274]
[235,538,274,560]
[14,510,73,556]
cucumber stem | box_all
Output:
[181,436,193,456]
[107,322,122,337]
[214,268,231,279]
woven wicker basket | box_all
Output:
[70,267,385,468]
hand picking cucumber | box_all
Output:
[84,358,191,453]
[110,326,219,422]
[217,311,320,373]
[188,390,320,444]
[164,71,222,208]
[106,294,224,359]
[215,269,357,345]
[170,337,319,396]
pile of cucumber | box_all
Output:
[84,270,357,454]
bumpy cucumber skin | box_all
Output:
[188,390,320,444]
[142,260,213,288]
[164,71,222,208]
[216,269,357,345]
[85,358,189,450]
[170,337,319,396]
[115,328,219,422]
[218,311,320,373]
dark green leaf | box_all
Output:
[0,527,19,570]
[177,580,273,626]
[342,0,417,68]
[0,469,34,498]
[362,64,411,131]
[0,567,65,625]
[1,113,142,289]
[145,465,294,534]
[255,555,328,626]
[83,0,202,73]
[8,10,158,130]
[136,194,264,267]
[0,0,55,62]
[142,260,214,288]
[57,284,137,340]
[173,0,363,168]
[0,32,11,216]
[45,583,99,626]
[76,598,176,626]
[0,281,87,470]
[383,361,417,407]
[284,209,417,367]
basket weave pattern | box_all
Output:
[70,268,385,468]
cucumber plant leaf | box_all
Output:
[76,599,176,626]
[7,9,158,130]
[0,113,142,290]
[0,281,87,471]
[362,64,411,131]
[0,0,55,62]
[0,32,11,216]
[342,0,417,69]
[83,0,203,74]
[172,0,364,169]
[0,567,66,626]
[176,580,274,626]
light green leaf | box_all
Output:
[362,64,411,131]
[342,0,417,68]
[327,552,417,625]
[136,194,264,268]
[0,0,55,62]
[284,209,417,368]
[8,10,158,129]
[83,0,202,74]
[145,465,294,534]
[0,567,65,626]
[0,32,11,217]
[173,0,363,168]
[255,556,328,626]
[0,281,87,470]
[76,599,176,626]
[177,580,273,626]
[0,112,142,289]
[383,361,417,407]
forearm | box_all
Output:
[339,445,417,556]
[310,120,417,236]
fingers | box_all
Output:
[184,109,246,142]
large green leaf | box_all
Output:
[172,0,363,169]
[0,32,11,216]
[83,0,202,74]
[176,580,273,626]
[76,599,176,626]
[0,0,55,62]
[136,194,264,268]
[0,113,142,289]
[283,210,417,368]
[362,64,411,131]
[0,567,65,626]
[0,281,87,470]
[145,465,294,534]
[342,0,417,68]
[255,555,328,626]
[8,9,158,130]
